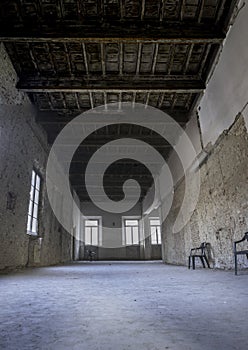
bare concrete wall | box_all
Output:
[159,4,248,270]
[0,43,72,270]
[162,115,248,269]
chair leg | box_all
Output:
[200,256,206,268]
[192,256,195,270]
[204,255,210,268]
[235,254,237,276]
[188,256,191,269]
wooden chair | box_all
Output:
[188,242,210,270]
[234,232,248,275]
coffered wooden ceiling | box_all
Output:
[0,0,238,201]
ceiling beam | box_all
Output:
[77,195,146,200]
[71,173,151,177]
[53,142,171,148]
[37,110,189,125]
[72,184,151,189]
[71,179,152,189]
[18,77,205,93]
[0,23,225,44]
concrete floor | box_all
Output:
[0,262,247,350]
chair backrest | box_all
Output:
[234,232,248,247]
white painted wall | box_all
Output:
[199,2,248,146]
[81,202,141,253]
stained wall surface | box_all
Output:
[159,3,248,269]
[0,43,73,270]
[162,116,248,269]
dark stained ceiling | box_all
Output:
[0,0,238,202]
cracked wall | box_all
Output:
[161,3,248,270]
[162,115,248,269]
[0,43,72,270]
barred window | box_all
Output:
[124,219,139,245]
[150,218,161,245]
[27,170,41,235]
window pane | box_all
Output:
[28,200,33,216]
[31,218,37,233]
[125,220,138,226]
[85,227,91,244]
[126,227,132,245]
[27,215,32,231]
[151,226,157,244]
[27,170,41,235]
[34,189,40,204]
[33,203,38,219]
[85,220,98,227]
[132,227,139,245]
[35,175,41,190]
[30,185,34,201]
[91,227,98,245]
[157,227,161,244]
[31,171,36,186]
[150,219,160,226]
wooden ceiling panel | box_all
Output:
[124,0,142,18]
[143,0,160,19]
[105,43,120,73]
[104,0,121,18]
[121,92,134,103]
[106,92,119,104]
[170,44,189,74]
[0,1,234,26]
[49,92,66,109]
[123,43,138,74]
[93,92,104,107]
[163,0,180,19]
[0,0,238,201]
[140,43,155,74]
[85,43,102,74]
[155,44,170,74]
[77,93,91,109]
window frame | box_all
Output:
[122,217,140,246]
[149,217,161,245]
[83,216,102,246]
[27,169,42,236]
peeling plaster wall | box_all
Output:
[159,3,248,270]
[162,116,248,269]
[0,43,72,270]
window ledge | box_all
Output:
[26,231,42,239]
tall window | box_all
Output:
[84,219,100,246]
[27,170,41,235]
[150,218,161,245]
[124,219,139,245]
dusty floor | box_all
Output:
[0,261,247,350]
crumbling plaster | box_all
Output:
[0,43,73,270]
